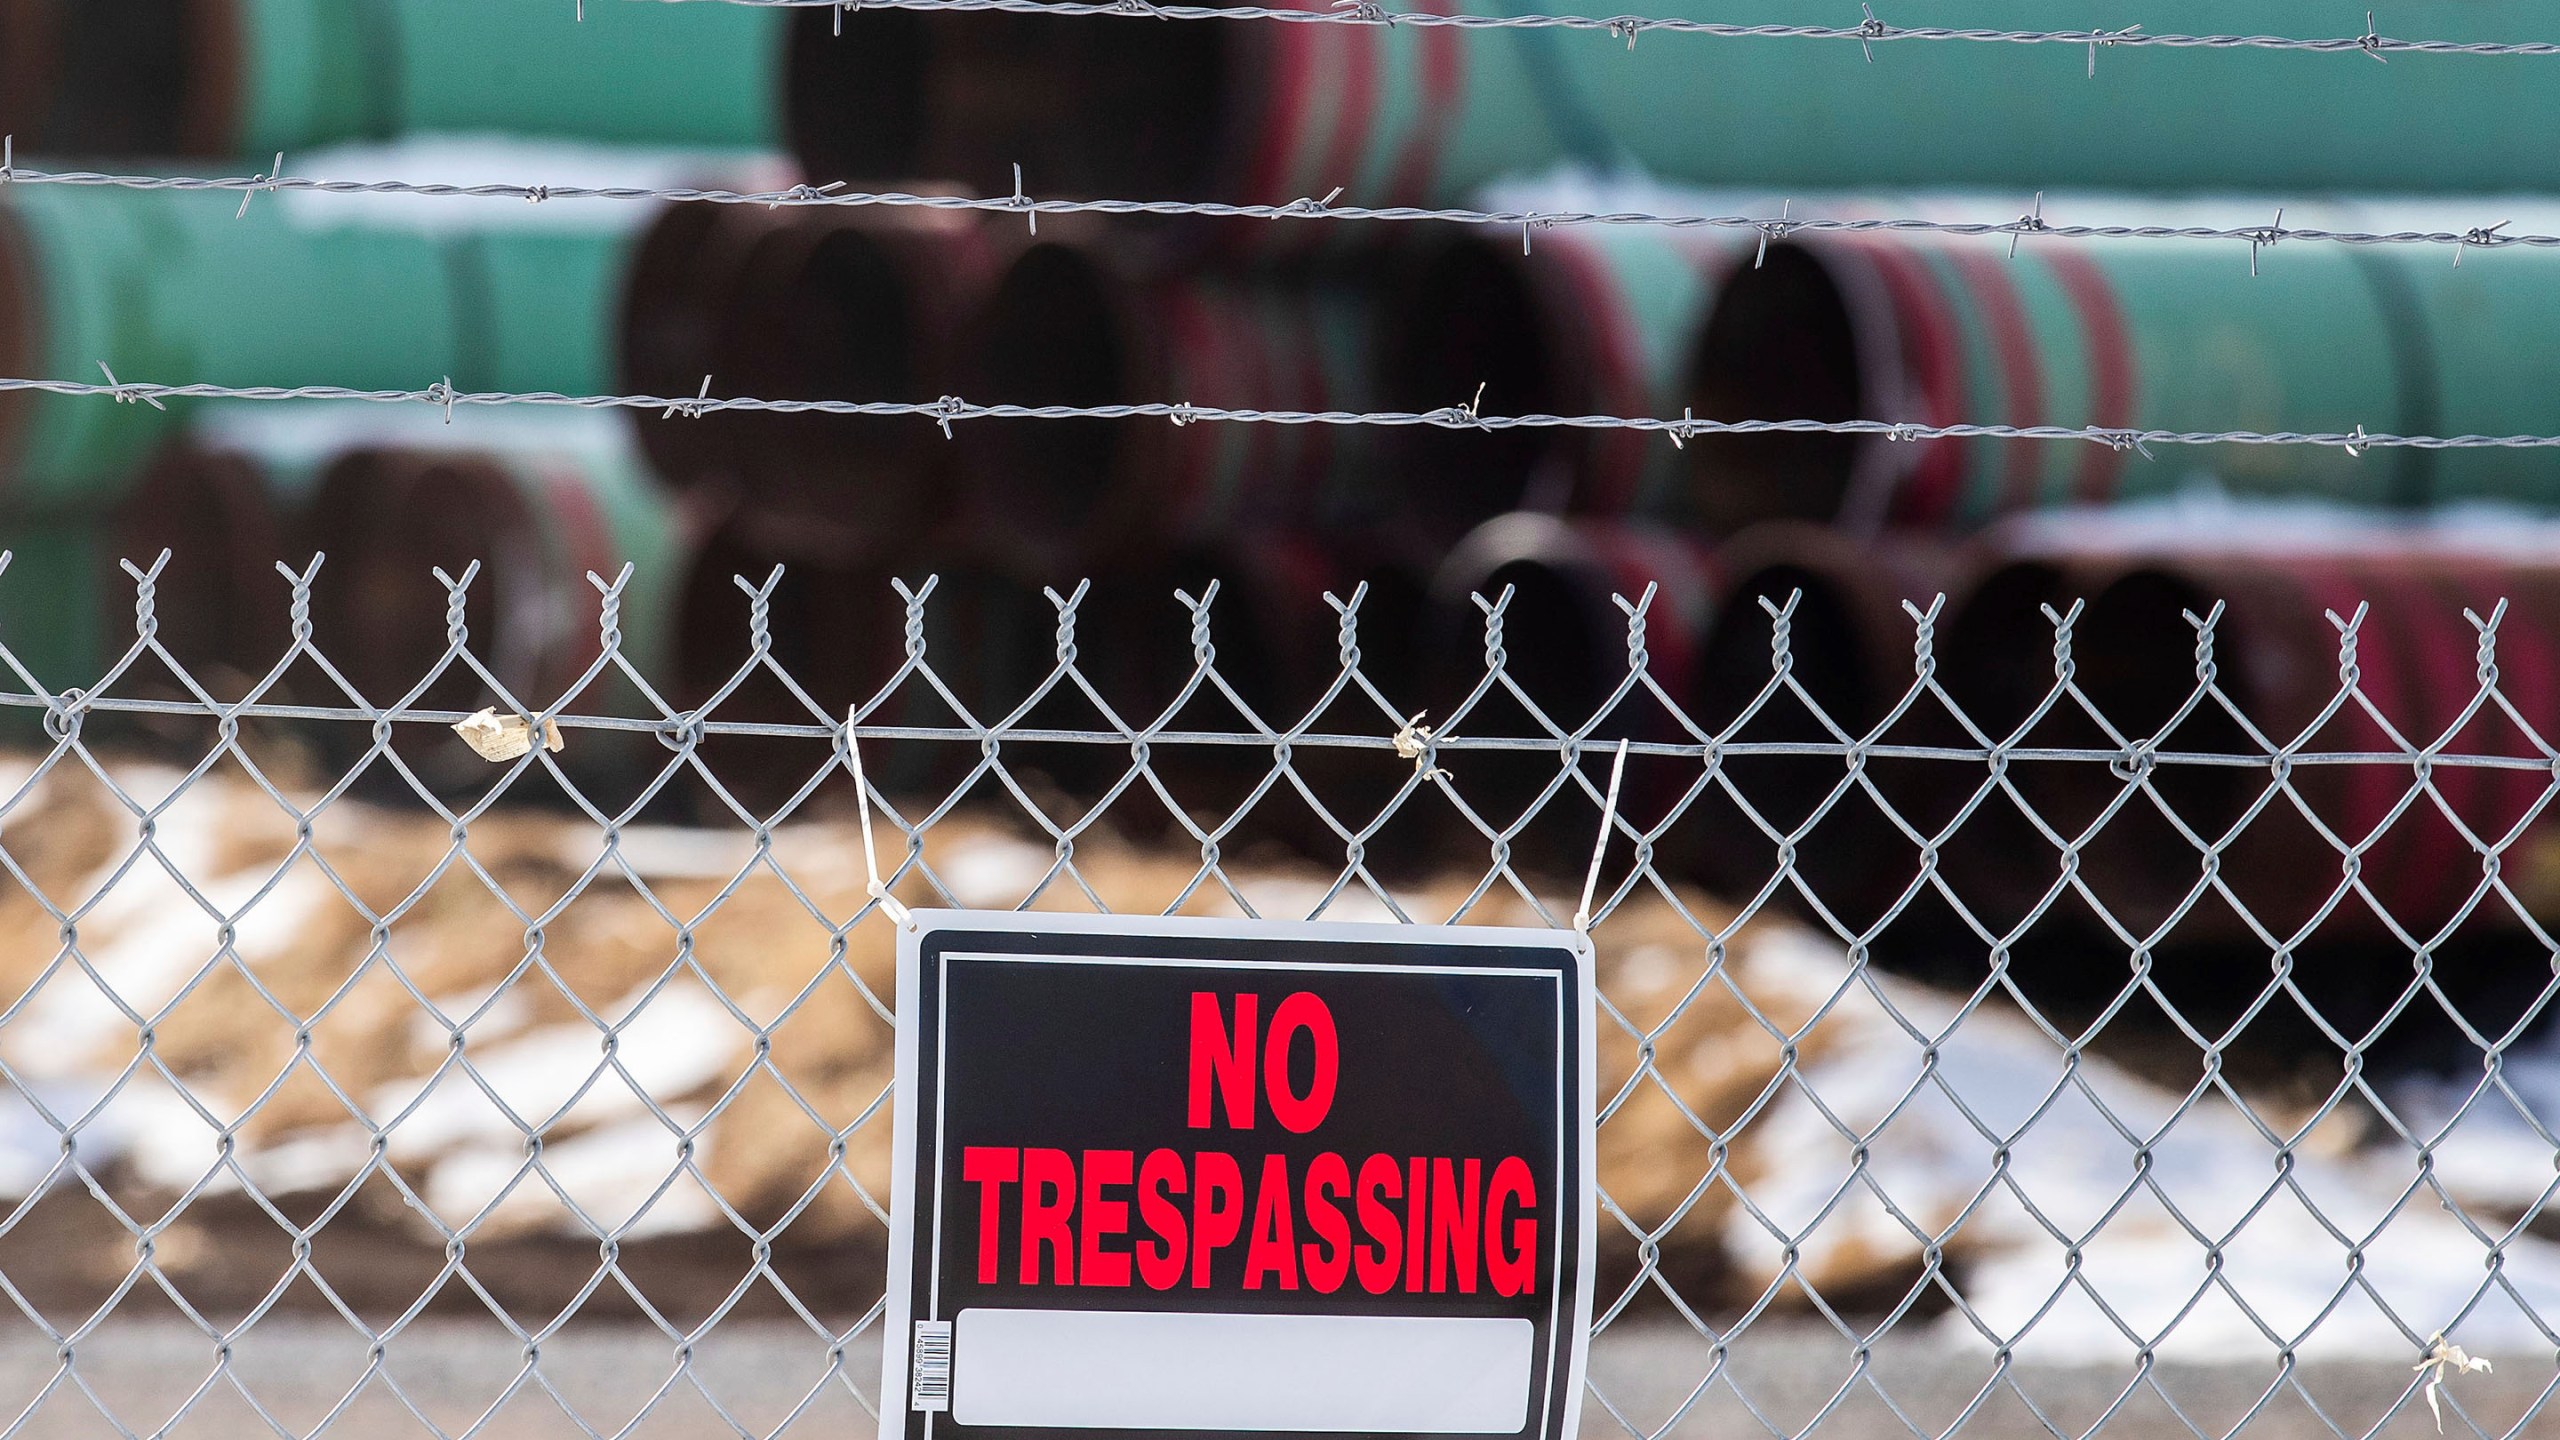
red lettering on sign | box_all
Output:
[1404,1156,1428,1292]
[1188,993,1259,1130]
[966,1147,1539,1297]
[1263,993,1339,1133]
[961,1146,1019,1285]
[1135,1148,1188,1290]
[1429,1157,1482,1294]
[1243,1154,1300,1290]
[1079,1148,1134,1287]
[1302,1152,1352,1294]
[1021,1147,1077,1285]
[1354,1153,1402,1294]
[1191,1150,1245,1287]
[1487,1156,1538,1297]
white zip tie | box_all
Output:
[845,707,915,930]
[1574,737,1631,934]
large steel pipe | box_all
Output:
[0,0,782,157]
[1424,513,1722,879]
[786,2,2560,205]
[1684,234,2560,532]
[620,204,996,549]
[106,443,303,690]
[1376,227,1733,533]
[954,236,1391,572]
[305,443,675,790]
[1686,523,1972,935]
[2045,550,2560,951]
[0,187,645,506]
[670,507,904,817]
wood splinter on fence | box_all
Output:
[453,708,562,762]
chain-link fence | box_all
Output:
[0,551,2544,1439]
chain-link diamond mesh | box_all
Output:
[0,549,2548,1440]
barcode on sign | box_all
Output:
[910,1321,954,1413]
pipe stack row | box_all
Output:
[9,0,2560,1025]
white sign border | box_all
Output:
[880,908,1599,1440]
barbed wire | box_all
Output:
[4,155,2549,262]
[653,0,2560,62]
[4,373,2549,457]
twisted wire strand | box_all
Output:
[6,374,2552,456]
[650,0,2560,61]
[4,160,2550,259]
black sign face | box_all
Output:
[882,912,1595,1440]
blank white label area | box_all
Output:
[949,1308,1537,1433]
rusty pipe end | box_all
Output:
[783,5,1229,196]
[1682,241,1873,535]
[956,240,1134,568]
[1377,238,1568,536]
[0,0,228,156]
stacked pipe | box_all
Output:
[0,176,672,734]
[0,184,645,505]
[1681,234,2560,531]
[611,193,1739,817]
[1420,512,1722,879]
[0,0,784,157]
[786,1,2560,206]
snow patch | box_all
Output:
[1725,930,2560,1361]
[370,980,738,1160]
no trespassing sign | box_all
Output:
[881,910,1597,1440]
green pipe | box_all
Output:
[793,1,2560,204]
[0,0,782,159]
[0,186,646,507]
[0,513,106,700]
[1677,234,2560,531]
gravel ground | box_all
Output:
[0,1317,2539,1440]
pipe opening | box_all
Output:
[618,205,728,399]
[1941,560,2070,738]
[1378,241,1562,533]
[785,10,1226,196]
[783,7,928,184]
[1695,564,1868,737]
[672,518,891,813]
[309,452,544,711]
[791,228,919,400]
[1690,563,1878,908]
[1471,557,1615,722]
[2076,568,2254,833]
[1684,243,1865,532]
[618,205,764,489]
[111,449,289,687]
[965,243,1129,540]
[1424,520,1650,874]
[727,223,931,527]
[674,528,868,722]
[7,0,197,155]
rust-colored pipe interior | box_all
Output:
[961,243,1130,549]
[1376,240,1564,533]
[1683,243,1867,532]
[783,7,1227,195]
